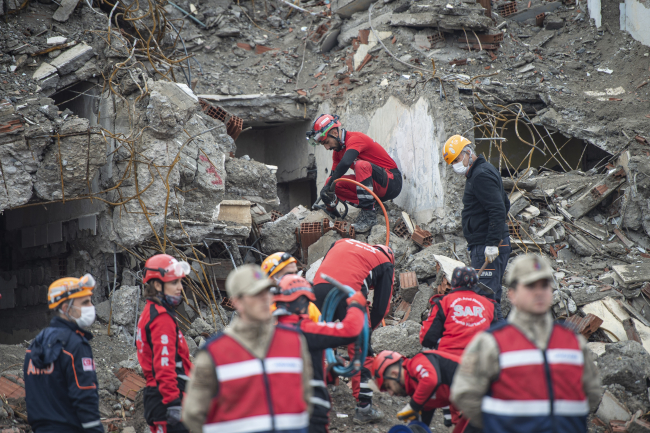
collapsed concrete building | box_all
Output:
[1,0,650,428]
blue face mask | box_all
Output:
[163,294,183,308]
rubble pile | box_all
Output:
[1,0,650,429]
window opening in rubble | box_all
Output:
[236,121,316,212]
[473,113,611,175]
[0,203,102,344]
[51,81,100,126]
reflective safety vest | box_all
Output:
[203,325,309,433]
[482,323,588,433]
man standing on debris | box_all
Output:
[450,254,602,433]
[312,239,395,424]
[182,264,313,433]
[443,135,511,319]
[371,350,471,432]
[262,252,322,322]
[274,275,367,433]
[24,274,103,433]
[137,254,193,433]
[307,114,402,233]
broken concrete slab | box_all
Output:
[509,1,561,22]
[307,230,342,266]
[216,200,252,226]
[567,167,626,219]
[405,242,456,280]
[332,0,373,18]
[52,0,80,22]
[371,320,422,357]
[410,284,434,323]
[613,263,650,286]
[600,341,650,394]
[49,42,94,76]
[389,12,492,31]
[582,297,630,342]
[32,62,58,81]
[337,12,392,46]
[259,212,299,255]
[596,390,632,424]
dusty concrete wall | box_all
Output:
[588,0,602,27]
[314,85,472,231]
[620,0,650,47]
[236,121,314,183]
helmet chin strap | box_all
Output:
[328,128,346,150]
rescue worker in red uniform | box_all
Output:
[181,264,313,433]
[420,266,497,356]
[273,275,367,433]
[451,254,602,433]
[306,114,402,233]
[312,239,395,424]
[136,254,193,433]
[371,350,472,432]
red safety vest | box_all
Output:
[203,325,309,433]
[482,323,588,433]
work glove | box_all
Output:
[347,291,367,307]
[397,403,419,422]
[320,185,336,205]
[166,405,182,426]
[484,246,499,263]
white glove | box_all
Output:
[484,246,499,263]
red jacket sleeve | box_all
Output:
[150,314,182,405]
[419,296,444,348]
[407,354,440,412]
[299,304,365,351]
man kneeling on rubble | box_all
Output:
[182,264,313,433]
[306,114,402,233]
[450,254,602,433]
[371,350,473,432]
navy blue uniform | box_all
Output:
[24,317,103,433]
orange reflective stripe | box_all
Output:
[62,350,97,390]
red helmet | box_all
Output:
[374,244,395,264]
[273,275,316,303]
[143,254,191,283]
[372,350,404,390]
[306,114,341,146]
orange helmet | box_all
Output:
[443,135,472,165]
[261,252,297,278]
[273,275,316,303]
[371,350,404,390]
[48,274,96,310]
[143,254,190,283]
[373,244,394,264]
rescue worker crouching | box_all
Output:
[263,251,322,322]
[307,114,402,233]
[450,254,602,433]
[371,350,473,433]
[24,274,103,433]
[136,254,193,433]
[273,275,367,433]
[182,264,313,433]
[312,239,396,424]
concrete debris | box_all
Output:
[259,213,300,254]
[307,230,343,266]
[596,390,632,425]
[404,242,456,280]
[371,320,422,357]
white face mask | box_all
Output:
[452,160,468,174]
[74,306,96,328]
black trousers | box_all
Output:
[143,387,189,433]
[469,236,511,321]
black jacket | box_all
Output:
[461,155,510,247]
[24,317,103,433]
